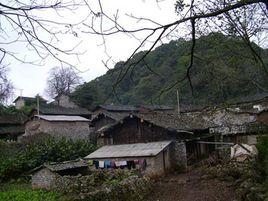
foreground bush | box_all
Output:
[0,189,60,201]
[256,135,268,197]
[0,138,96,182]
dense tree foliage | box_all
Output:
[0,138,96,182]
[71,33,268,109]
[256,136,268,192]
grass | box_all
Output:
[0,182,61,201]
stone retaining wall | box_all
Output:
[54,172,151,201]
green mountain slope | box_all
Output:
[71,33,268,109]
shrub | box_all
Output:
[0,189,60,201]
[256,135,268,190]
[0,137,96,182]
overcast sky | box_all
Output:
[4,0,179,103]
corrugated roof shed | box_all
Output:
[35,115,90,122]
[85,141,172,159]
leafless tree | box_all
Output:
[0,0,89,68]
[46,67,82,98]
[0,67,13,104]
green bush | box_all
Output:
[0,189,60,201]
[0,137,96,182]
[256,135,268,197]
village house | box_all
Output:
[13,94,92,119]
[85,141,176,177]
[90,111,217,171]
[0,113,28,140]
[207,96,268,145]
[20,115,91,142]
[13,96,47,109]
[30,104,92,119]
[32,159,88,190]
[90,105,174,143]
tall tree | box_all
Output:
[46,67,81,98]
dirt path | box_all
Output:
[147,167,236,201]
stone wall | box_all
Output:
[25,119,90,141]
[32,168,57,190]
[54,172,151,201]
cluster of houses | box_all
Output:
[1,94,268,184]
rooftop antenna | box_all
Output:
[176,89,180,115]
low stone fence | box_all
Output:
[54,170,151,201]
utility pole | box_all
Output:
[36,94,40,117]
[176,89,180,115]
[19,89,23,96]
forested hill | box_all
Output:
[71,33,268,110]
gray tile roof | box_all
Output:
[0,125,25,135]
[95,105,139,112]
[0,113,28,124]
[13,96,47,103]
[93,104,175,112]
[35,115,90,122]
[140,105,174,111]
[33,104,91,116]
[45,159,88,172]
[97,112,216,134]
[92,111,129,123]
[135,112,216,132]
[85,141,172,159]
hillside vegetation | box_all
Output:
[71,33,268,109]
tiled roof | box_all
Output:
[32,104,91,116]
[0,113,28,124]
[0,125,25,135]
[140,105,174,111]
[44,159,88,172]
[93,104,175,112]
[85,141,172,159]
[35,115,90,122]
[96,111,216,135]
[13,96,47,103]
[94,105,139,112]
[135,112,216,132]
[91,111,129,123]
